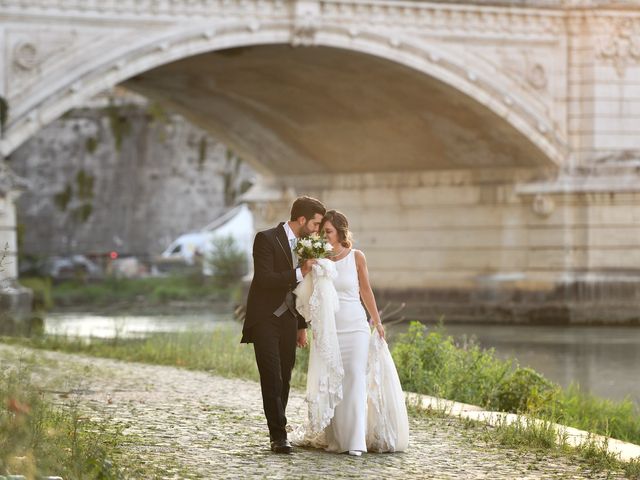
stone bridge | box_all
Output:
[1,0,640,322]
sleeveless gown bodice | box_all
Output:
[332,250,369,334]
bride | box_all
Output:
[294,209,409,455]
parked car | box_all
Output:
[43,254,103,280]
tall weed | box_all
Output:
[0,358,123,478]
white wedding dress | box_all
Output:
[325,250,371,452]
[292,251,409,453]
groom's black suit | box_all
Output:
[242,222,306,443]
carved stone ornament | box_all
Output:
[9,30,80,88]
[13,41,39,70]
[597,17,640,78]
[291,0,321,47]
[532,193,555,218]
[527,63,547,90]
[499,49,548,92]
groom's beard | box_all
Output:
[300,223,314,237]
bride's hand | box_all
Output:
[301,259,317,277]
[296,328,308,348]
[374,322,385,340]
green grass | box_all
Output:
[39,273,243,310]
[554,385,640,444]
[392,322,640,445]
[491,414,563,451]
[625,458,640,479]
[1,325,310,391]
[0,356,125,479]
[491,414,640,478]
[408,402,637,478]
[493,413,640,479]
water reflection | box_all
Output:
[389,322,640,404]
[45,312,235,339]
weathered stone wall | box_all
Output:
[8,103,255,261]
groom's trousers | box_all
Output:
[252,310,298,442]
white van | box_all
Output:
[161,204,254,276]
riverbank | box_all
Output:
[20,274,244,316]
[393,323,640,445]
[19,275,640,326]
[10,321,640,446]
[3,322,639,476]
[0,343,633,479]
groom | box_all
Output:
[242,196,326,454]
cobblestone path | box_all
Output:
[0,344,625,479]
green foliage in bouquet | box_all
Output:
[294,233,333,262]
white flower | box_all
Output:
[313,242,322,249]
[324,243,333,252]
[301,239,313,248]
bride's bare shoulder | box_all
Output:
[353,249,367,264]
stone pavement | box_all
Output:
[0,344,626,479]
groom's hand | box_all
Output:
[296,328,308,348]
[300,259,317,277]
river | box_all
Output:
[391,322,640,404]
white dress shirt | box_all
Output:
[283,221,303,283]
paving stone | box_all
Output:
[0,344,626,479]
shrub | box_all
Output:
[496,366,557,413]
[391,321,640,444]
[19,277,53,311]
[151,284,190,303]
[206,236,248,286]
[391,322,512,408]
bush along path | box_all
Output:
[393,323,640,446]
[0,343,633,479]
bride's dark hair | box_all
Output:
[320,210,353,248]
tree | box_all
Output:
[206,236,248,286]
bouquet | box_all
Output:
[294,233,333,263]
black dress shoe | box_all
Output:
[270,439,293,454]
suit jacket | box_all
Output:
[241,223,307,343]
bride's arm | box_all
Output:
[354,250,385,339]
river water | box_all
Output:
[44,313,640,404]
[45,312,235,339]
[390,322,640,405]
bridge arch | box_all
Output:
[2,19,567,170]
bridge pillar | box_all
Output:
[0,161,32,330]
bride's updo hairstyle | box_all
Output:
[321,210,353,248]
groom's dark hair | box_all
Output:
[290,196,326,221]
